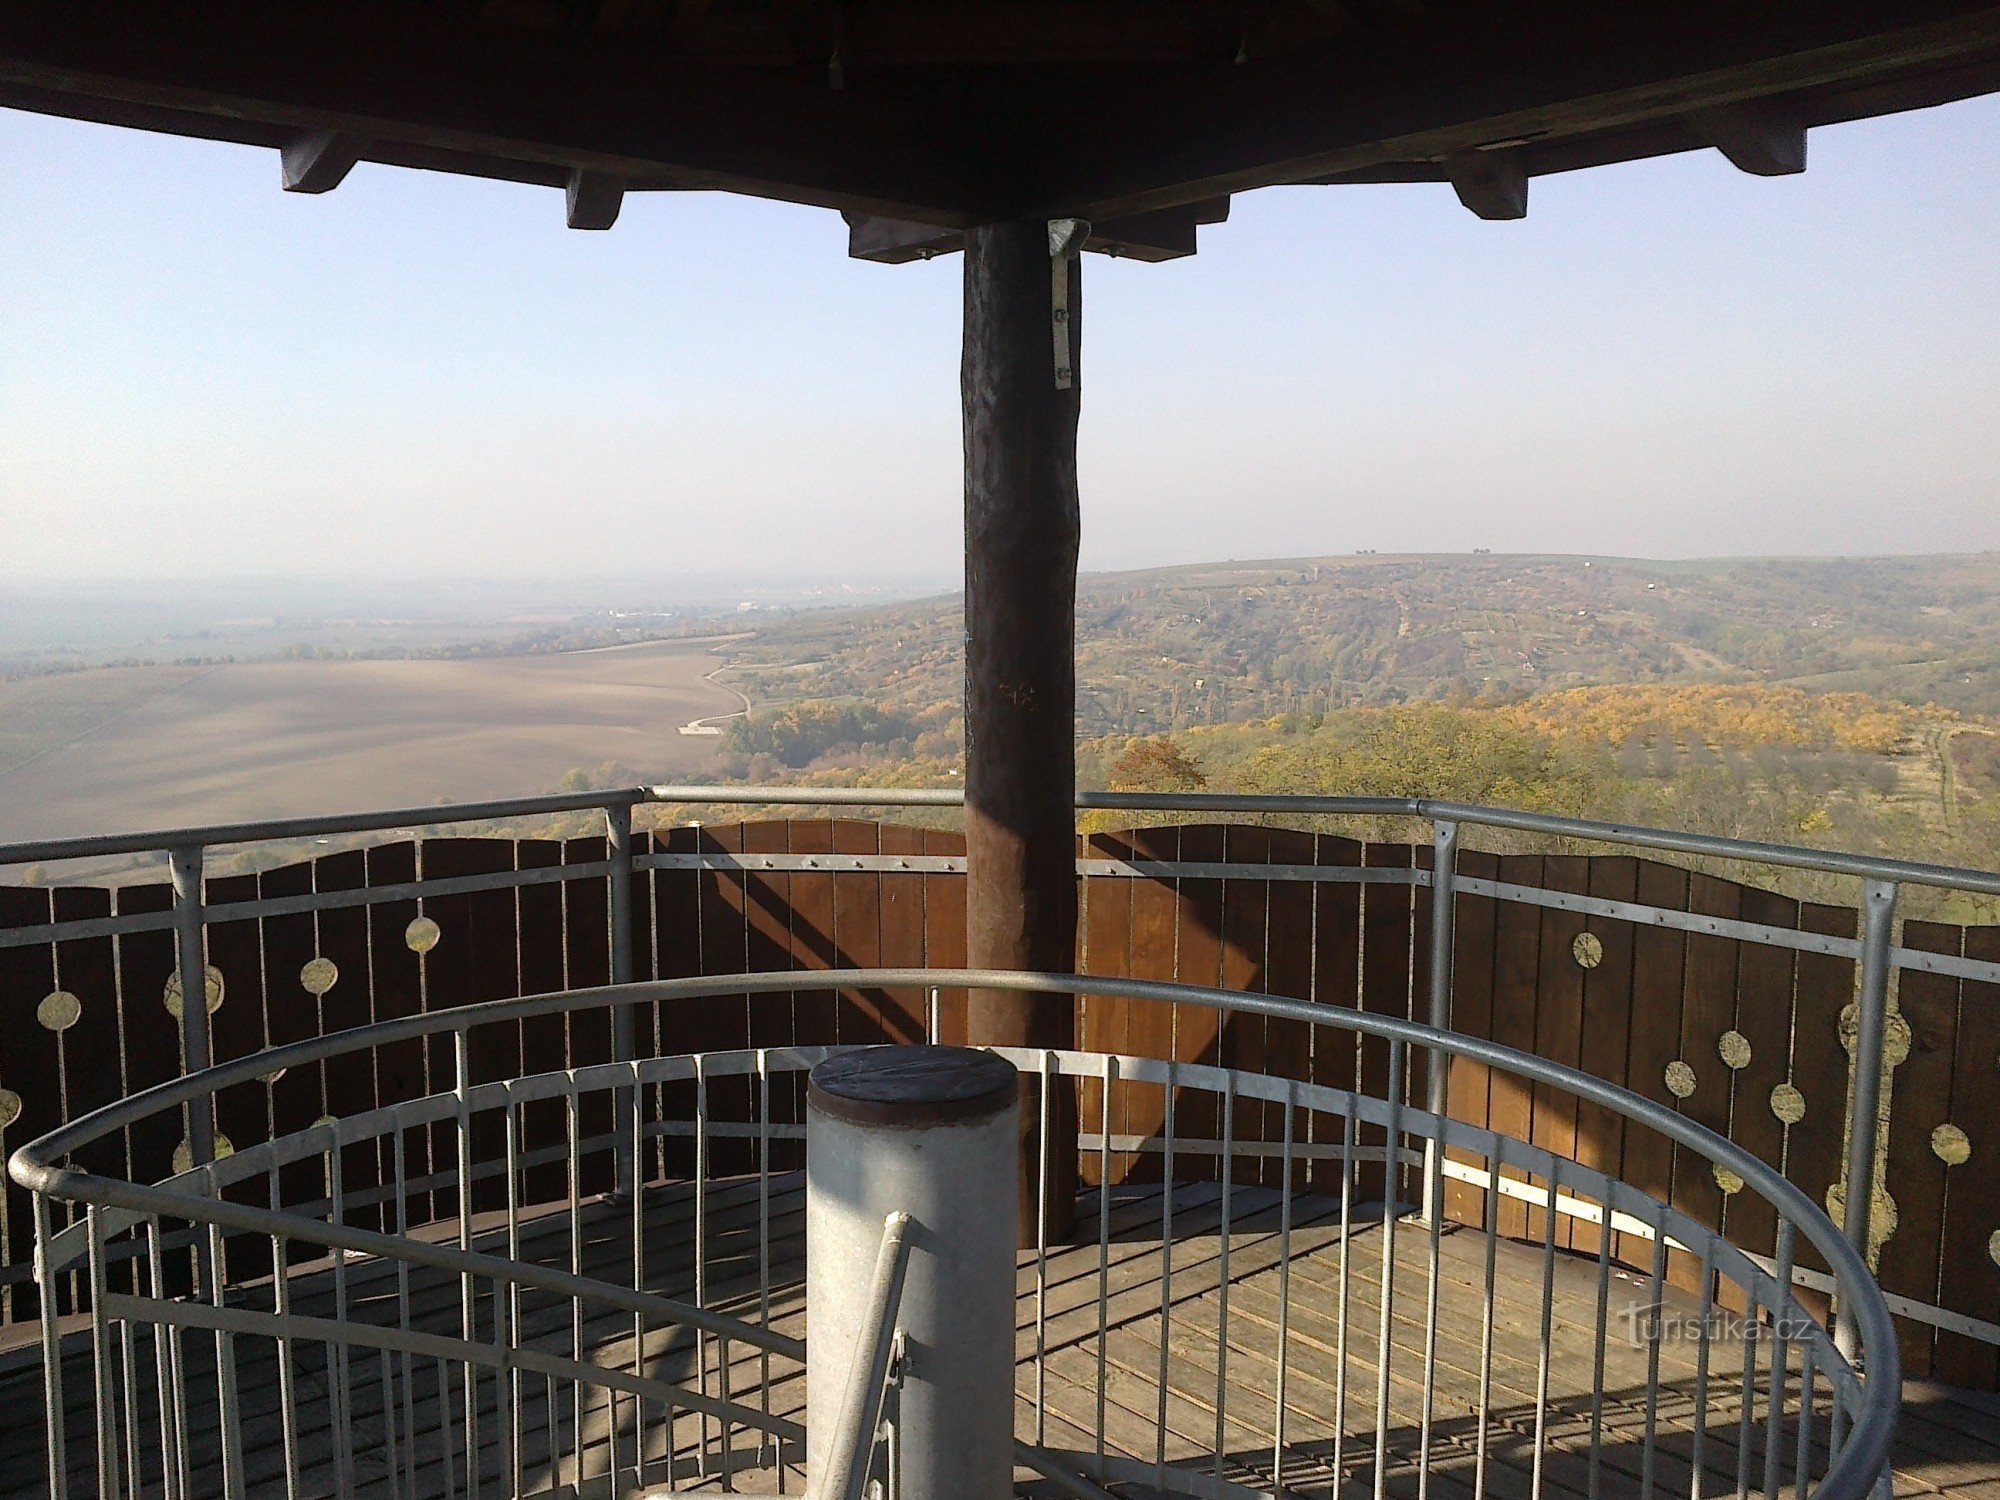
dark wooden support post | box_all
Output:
[962,219,1082,1239]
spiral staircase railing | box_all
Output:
[10,968,1898,1500]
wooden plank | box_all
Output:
[1787,899,1856,1293]
[111,877,184,1231]
[691,822,755,1178]
[201,871,270,1182]
[1078,832,1134,1186]
[1219,823,1271,1185]
[45,884,133,1299]
[1441,847,1499,1228]
[253,856,323,1203]
[1307,832,1364,1197]
[364,841,431,1225]
[1667,871,1741,1292]
[1171,823,1227,1183]
[1616,860,1688,1272]
[514,838,570,1207]
[1358,840,1416,1206]
[563,832,617,1195]
[1932,923,2000,1389]
[785,818,839,1048]
[691,821,750,1053]
[740,820,803,1174]
[1122,824,1183,1186]
[877,822,931,1039]
[1529,854,1589,1248]
[0,886,56,1321]
[1570,856,1638,1251]
[1408,834,1435,1196]
[1486,853,1543,1241]
[921,826,968,1047]
[1721,884,1799,1273]
[829,818,892,1043]
[415,839,521,1215]
[1262,827,1317,1195]
[1878,919,1962,1380]
[311,849,380,1225]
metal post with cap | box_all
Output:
[806,1046,1021,1500]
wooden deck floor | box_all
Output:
[3,1175,1996,1498]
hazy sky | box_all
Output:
[3,93,1998,581]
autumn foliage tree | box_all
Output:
[1107,737,1208,793]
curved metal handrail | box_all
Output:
[7,783,2000,895]
[12,966,1901,1499]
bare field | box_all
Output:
[0,641,739,844]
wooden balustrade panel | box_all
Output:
[2,821,1998,1394]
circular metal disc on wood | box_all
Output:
[808,1045,1018,1126]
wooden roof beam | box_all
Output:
[565,169,625,228]
[1048,4,2000,221]
[1443,150,1528,220]
[280,130,362,193]
[846,200,1230,264]
[1686,100,1808,174]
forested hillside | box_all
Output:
[675,555,2000,887]
[722,552,2000,742]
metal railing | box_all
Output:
[817,1212,911,1500]
[10,968,1899,1500]
[5,782,1997,1368]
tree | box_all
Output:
[1107,737,1208,793]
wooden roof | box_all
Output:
[4,2,2000,254]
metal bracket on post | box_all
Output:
[1836,877,1897,1362]
[607,799,638,1201]
[1420,820,1459,1226]
[169,845,216,1170]
[1048,218,1088,390]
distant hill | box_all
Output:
[722,552,2000,736]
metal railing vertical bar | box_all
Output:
[1422,820,1457,1226]
[87,1206,120,1500]
[1372,1039,1405,1500]
[1589,1186,1614,1500]
[394,1121,419,1499]
[608,800,638,1205]
[818,1211,912,1500]
[755,1048,774,1480]
[1798,1342,1819,1499]
[1417,1137,1444,1500]
[148,1215,189,1500]
[451,1029,480,1500]
[1271,1082,1295,1493]
[1766,1221,1798,1500]
[695,1052,713,1477]
[1212,1070,1234,1483]
[328,1142,356,1499]
[1154,1061,1178,1493]
[210,1214,248,1500]
[634,1060,652,1489]
[1333,1109,1356,1492]
[118,1311,139,1499]
[1691,1233,1718,1500]
[1474,1151,1499,1500]
[272,1225,301,1500]
[1640,1227,1668,1499]
[504,1094,526,1496]
[1530,1162,1558,1500]
[1838,880,1897,1360]
[1095,1055,1114,1477]
[1735,1287,1759,1500]
[1036,1048,1054,1448]
[567,1085,586,1495]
